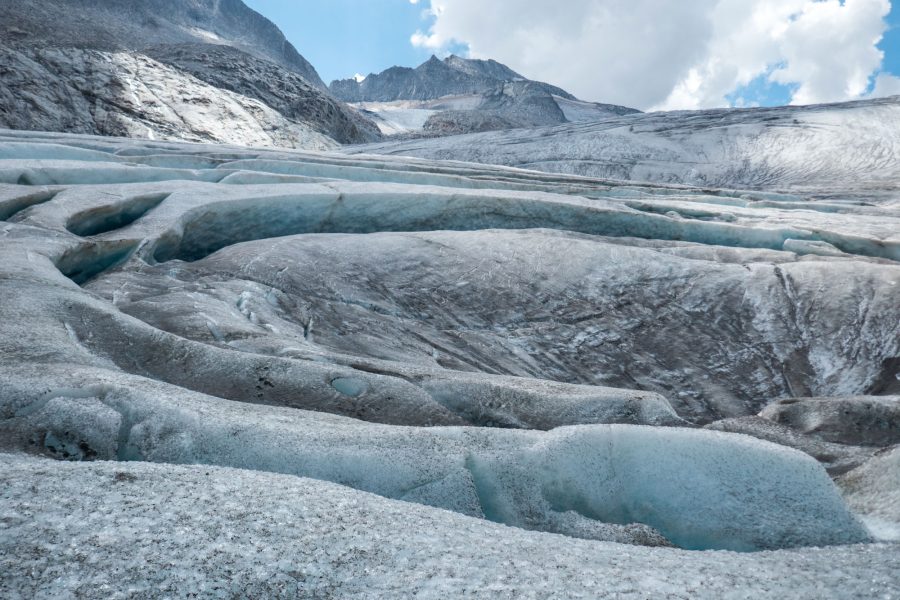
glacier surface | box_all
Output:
[349,95,900,202]
[0,127,898,597]
[2,454,898,599]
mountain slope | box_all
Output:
[145,44,381,144]
[332,55,638,137]
[0,0,381,147]
[0,46,338,150]
[0,0,327,89]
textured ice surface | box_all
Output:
[760,396,900,447]
[1,453,898,599]
[349,96,900,202]
[705,416,877,475]
[1,360,869,550]
[0,130,896,425]
[839,446,900,541]
[0,129,897,595]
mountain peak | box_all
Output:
[330,54,575,103]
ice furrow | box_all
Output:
[0,129,896,562]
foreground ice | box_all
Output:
[1,454,897,599]
[0,129,897,595]
[1,361,870,550]
[839,446,900,542]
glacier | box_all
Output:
[0,128,898,597]
[3,454,897,599]
[349,95,900,202]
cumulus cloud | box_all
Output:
[410,0,895,110]
[872,72,900,95]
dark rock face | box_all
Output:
[0,45,338,149]
[331,55,576,103]
[331,55,638,137]
[0,0,381,146]
[0,0,326,89]
[422,82,570,134]
[146,44,381,144]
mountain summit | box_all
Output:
[331,55,638,136]
[331,54,574,103]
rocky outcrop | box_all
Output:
[146,44,381,144]
[0,46,338,150]
[333,55,638,137]
[0,0,381,147]
[0,0,327,89]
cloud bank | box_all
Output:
[411,0,898,110]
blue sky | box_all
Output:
[882,3,900,73]
[245,0,900,108]
[244,0,433,84]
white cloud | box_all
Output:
[872,72,900,96]
[410,0,895,110]
[769,0,890,105]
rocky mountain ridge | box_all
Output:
[0,0,381,147]
[0,0,327,89]
[332,55,639,136]
[331,55,575,103]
